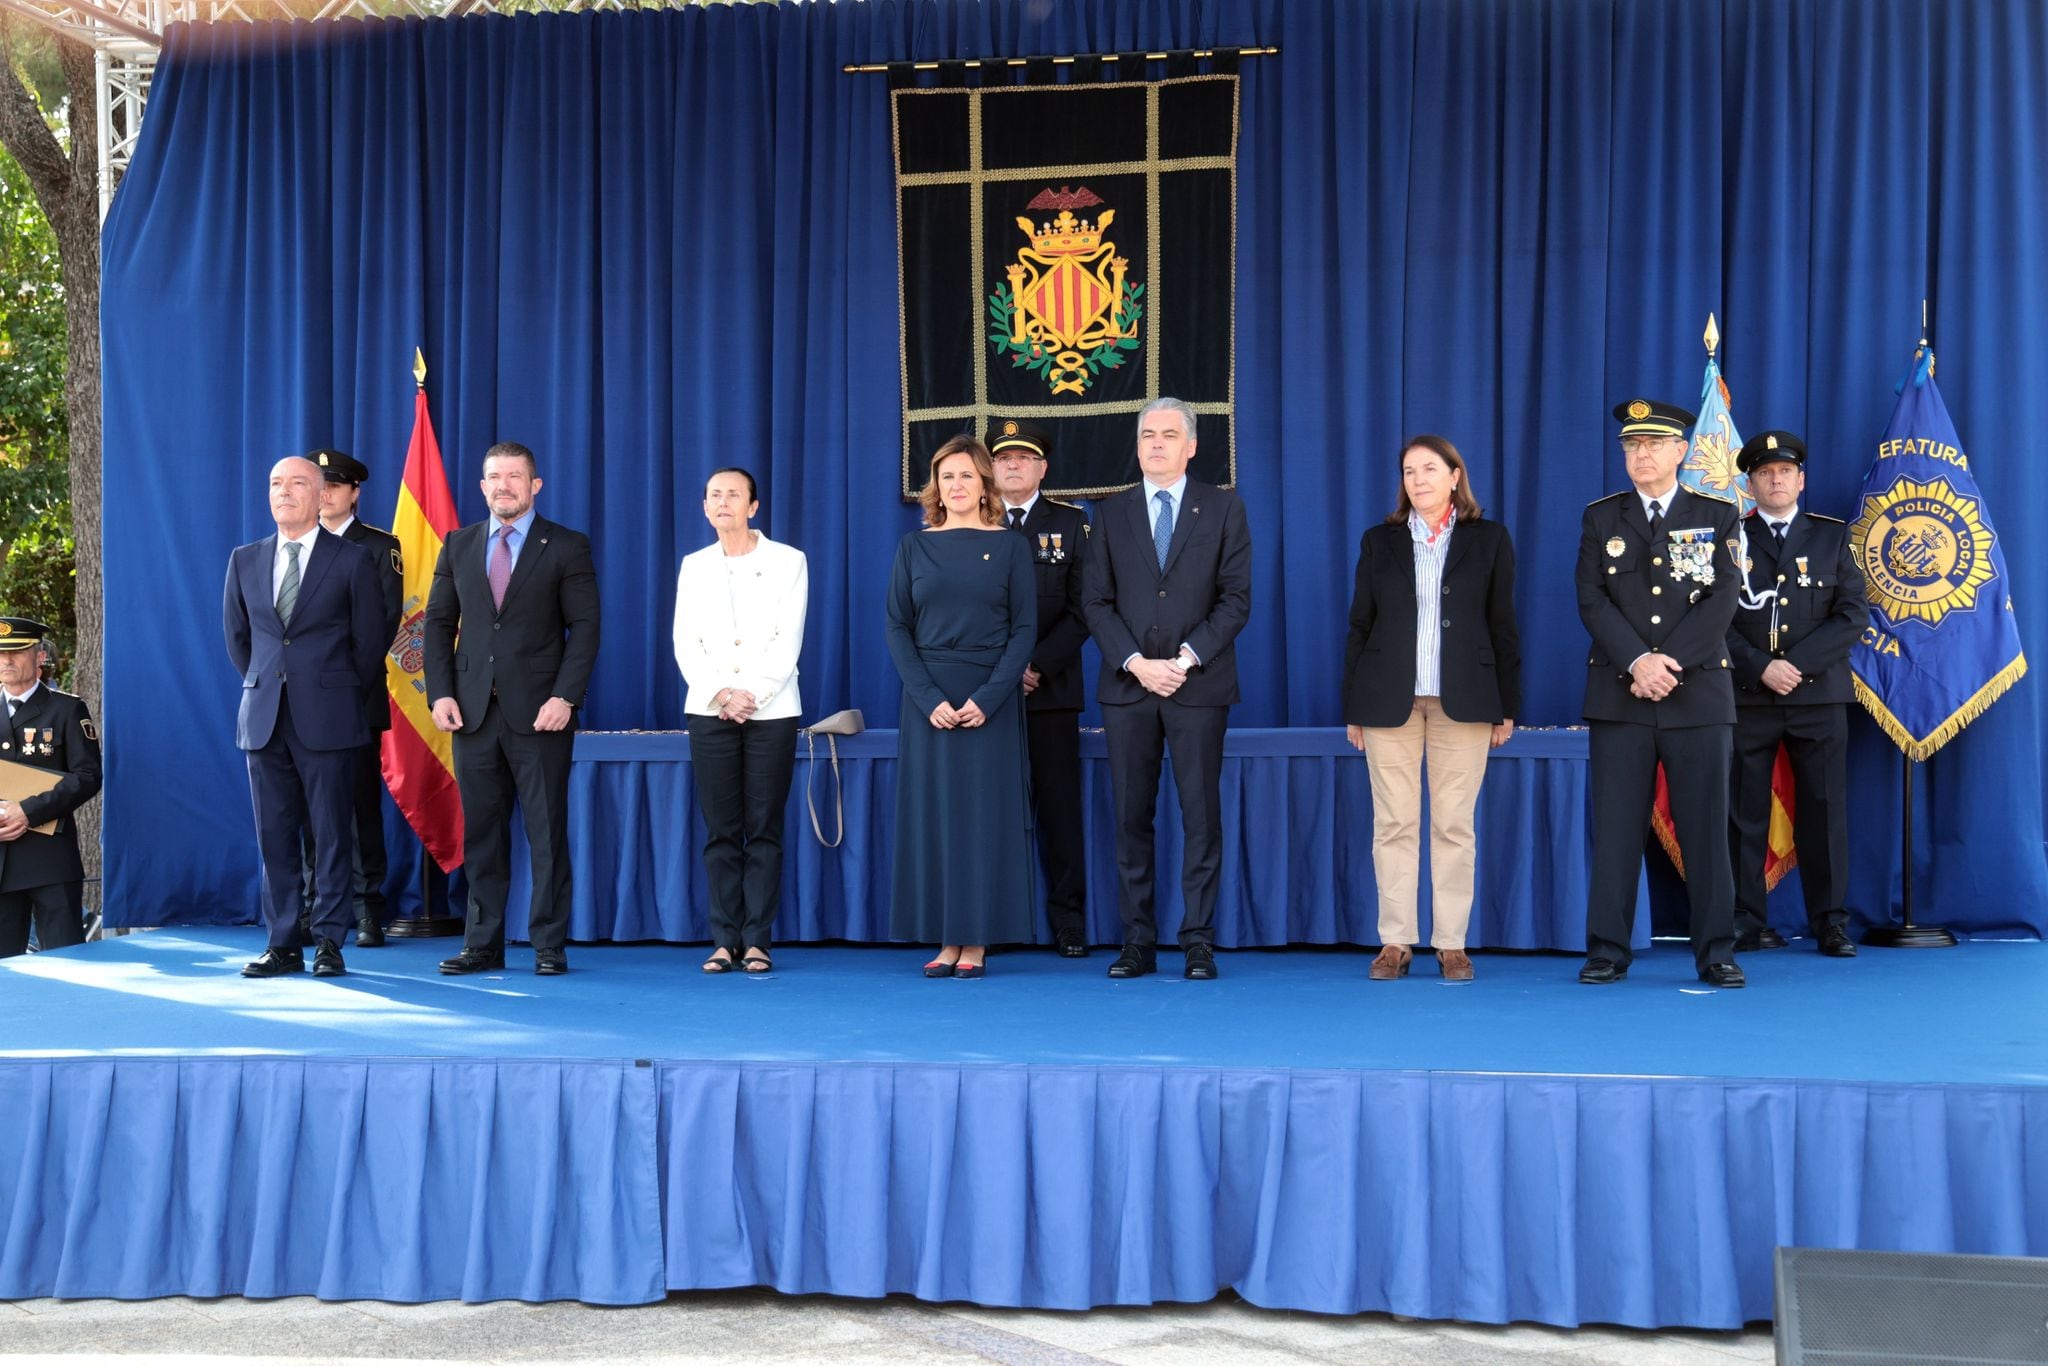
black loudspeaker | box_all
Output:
[1775,1246,2048,1364]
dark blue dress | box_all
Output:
[885,527,1039,944]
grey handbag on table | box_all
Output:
[802,709,864,847]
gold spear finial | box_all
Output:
[1703,312,1720,358]
[413,347,428,389]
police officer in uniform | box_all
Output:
[1576,399,1745,987]
[300,449,404,946]
[0,618,102,958]
[1725,431,1864,957]
[989,419,1093,956]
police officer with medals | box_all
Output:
[0,618,102,958]
[989,419,1094,956]
[1576,399,1745,987]
[1725,431,1865,958]
[299,449,405,947]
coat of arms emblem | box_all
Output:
[988,186,1144,396]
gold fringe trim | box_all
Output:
[1854,652,2029,762]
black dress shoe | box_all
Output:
[1055,931,1090,959]
[1734,928,1787,952]
[439,946,506,975]
[534,949,568,976]
[1817,925,1859,958]
[1183,944,1218,980]
[242,947,305,978]
[313,939,347,978]
[1698,961,1747,988]
[1577,957,1627,985]
[1107,947,1155,979]
[355,916,386,948]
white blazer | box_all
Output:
[673,533,808,720]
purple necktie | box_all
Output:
[489,525,515,609]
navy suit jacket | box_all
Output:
[422,515,601,734]
[224,528,388,752]
[1082,477,1252,708]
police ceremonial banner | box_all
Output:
[1848,347,2026,760]
[893,76,1238,497]
[1658,352,1800,890]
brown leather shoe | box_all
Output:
[1368,944,1412,980]
[1438,948,1474,981]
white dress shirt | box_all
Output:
[271,524,322,602]
[674,532,808,720]
[1637,483,1679,523]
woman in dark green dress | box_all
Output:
[885,435,1039,977]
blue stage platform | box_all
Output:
[3,930,2044,1327]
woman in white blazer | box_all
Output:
[674,467,809,974]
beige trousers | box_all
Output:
[1358,696,1494,950]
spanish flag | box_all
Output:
[1654,339,1797,890]
[379,354,464,870]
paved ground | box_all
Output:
[0,1291,1774,1363]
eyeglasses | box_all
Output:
[1619,436,1683,454]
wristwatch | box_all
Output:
[1170,655,1191,674]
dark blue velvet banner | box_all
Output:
[100,0,2048,932]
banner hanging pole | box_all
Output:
[844,47,1277,74]
[1864,751,1957,948]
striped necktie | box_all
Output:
[276,541,302,625]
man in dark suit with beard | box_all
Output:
[225,455,388,978]
[424,441,600,977]
[990,419,1093,956]
[1576,398,1744,988]
[1725,430,1866,958]
[1081,397,1252,981]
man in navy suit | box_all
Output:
[1081,397,1253,980]
[224,456,388,978]
[424,442,600,977]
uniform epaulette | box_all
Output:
[1043,497,1083,511]
[1586,490,1631,508]
[1805,512,1845,524]
[1688,487,1736,506]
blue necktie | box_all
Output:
[1153,489,1174,570]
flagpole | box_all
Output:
[1863,302,1958,949]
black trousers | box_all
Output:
[1586,719,1735,969]
[1729,703,1850,937]
[1102,697,1227,950]
[247,689,358,948]
[1025,707,1087,940]
[298,740,391,924]
[689,713,800,954]
[0,881,83,958]
[453,697,575,952]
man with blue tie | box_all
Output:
[224,456,388,978]
[1081,398,1252,980]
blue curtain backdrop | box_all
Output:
[100,0,2048,932]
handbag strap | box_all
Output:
[805,728,846,848]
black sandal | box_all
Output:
[702,949,736,974]
[741,950,773,974]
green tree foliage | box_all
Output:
[0,142,75,663]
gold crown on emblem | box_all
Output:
[0,624,11,637]
[1028,209,1111,256]
[1627,400,1651,420]
[1003,421,1018,435]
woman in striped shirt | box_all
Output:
[1341,435,1522,982]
